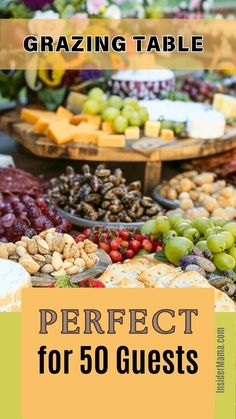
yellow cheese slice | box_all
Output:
[47,120,79,144]
[97,134,126,148]
[125,126,140,140]
[34,115,68,134]
[21,108,53,124]
[145,120,161,137]
[56,106,73,119]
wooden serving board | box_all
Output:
[1,110,236,163]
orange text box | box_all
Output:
[22,288,215,419]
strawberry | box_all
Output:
[78,278,105,288]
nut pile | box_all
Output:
[0,228,98,277]
[49,165,161,223]
[160,171,236,220]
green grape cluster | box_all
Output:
[82,87,149,134]
[142,215,236,271]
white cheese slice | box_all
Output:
[0,259,31,312]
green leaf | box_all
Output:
[154,250,169,263]
[37,87,67,110]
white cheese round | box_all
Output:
[187,110,226,140]
[0,259,31,312]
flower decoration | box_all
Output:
[22,0,54,10]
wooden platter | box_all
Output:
[1,110,236,163]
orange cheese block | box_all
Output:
[77,122,98,131]
[56,106,73,119]
[161,129,175,141]
[73,130,104,145]
[86,115,102,128]
[97,134,125,148]
[125,126,140,140]
[34,115,67,134]
[47,120,79,144]
[21,108,53,124]
[70,114,90,125]
[102,121,114,134]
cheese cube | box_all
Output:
[21,108,52,124]
[102,121,114,134]
[144,121,161,137]
[70,114,89,125]
[34,115,67,134]
[73,130,104,145]
[56,106,73,119]
[125,126,140,140]
[97,135,125,148]
[86,115,102,128]
[213,94,236,118]
[161,129,175,141]
[47,120,78,144]
[77,122,98,131]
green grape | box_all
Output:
[160,120,174,130]
[129,112,142,127]
[83,99,102,115]
[141,219,159,235]
[155,216,170,234]
[138,106,149,124]
[88,87,104,101]
[207,234,226,253]
[122,105,134,119]
[108,95,123,110]
[205,226,222,238]
[223,222,236,239]
[167,213,183,228]
[219,231,234,249]
[102,107,120,122]
[228,246,236,261]
[174,221,191,235]
[123,98,139,109]
[112,115,128,134]
[211,217,227,227]
[213,253,236,271]
[192,217,214,235]
[165,237,194,266]
[196,240,208,251]
[163,230,178,242]
[183,228,200,243]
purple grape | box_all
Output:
[1,213,16,228]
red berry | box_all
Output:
[48,283,55,288]
[121,240,129,249]
[101,232,109,241]
[110,238,122,251]
[79,278,105,288]
[142,239,153,252]
[91,234,99,243]
[119,230,130,240]
[83,228,91,237]
[99,242,111,253]
[129,240,142,253]
[156,245,163,253]
[125,249,134,259]
[75,233,86,242]
[134,233,143,242]
[110,250,123,263]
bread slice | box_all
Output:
[139,264,174,287]
[98,263,145,288]
[99,256,158,288]
[154,271,183,288]
[170,271,211,288]
[214,288,236,312]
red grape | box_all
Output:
[119,230,130,240]
[129,240,142,253]
[125,249,134,259]
[110,250,123,263]
[99,242,111,253]
[142,239,153,252]
[75,233,87,242]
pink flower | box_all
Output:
[87,0,107,15]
